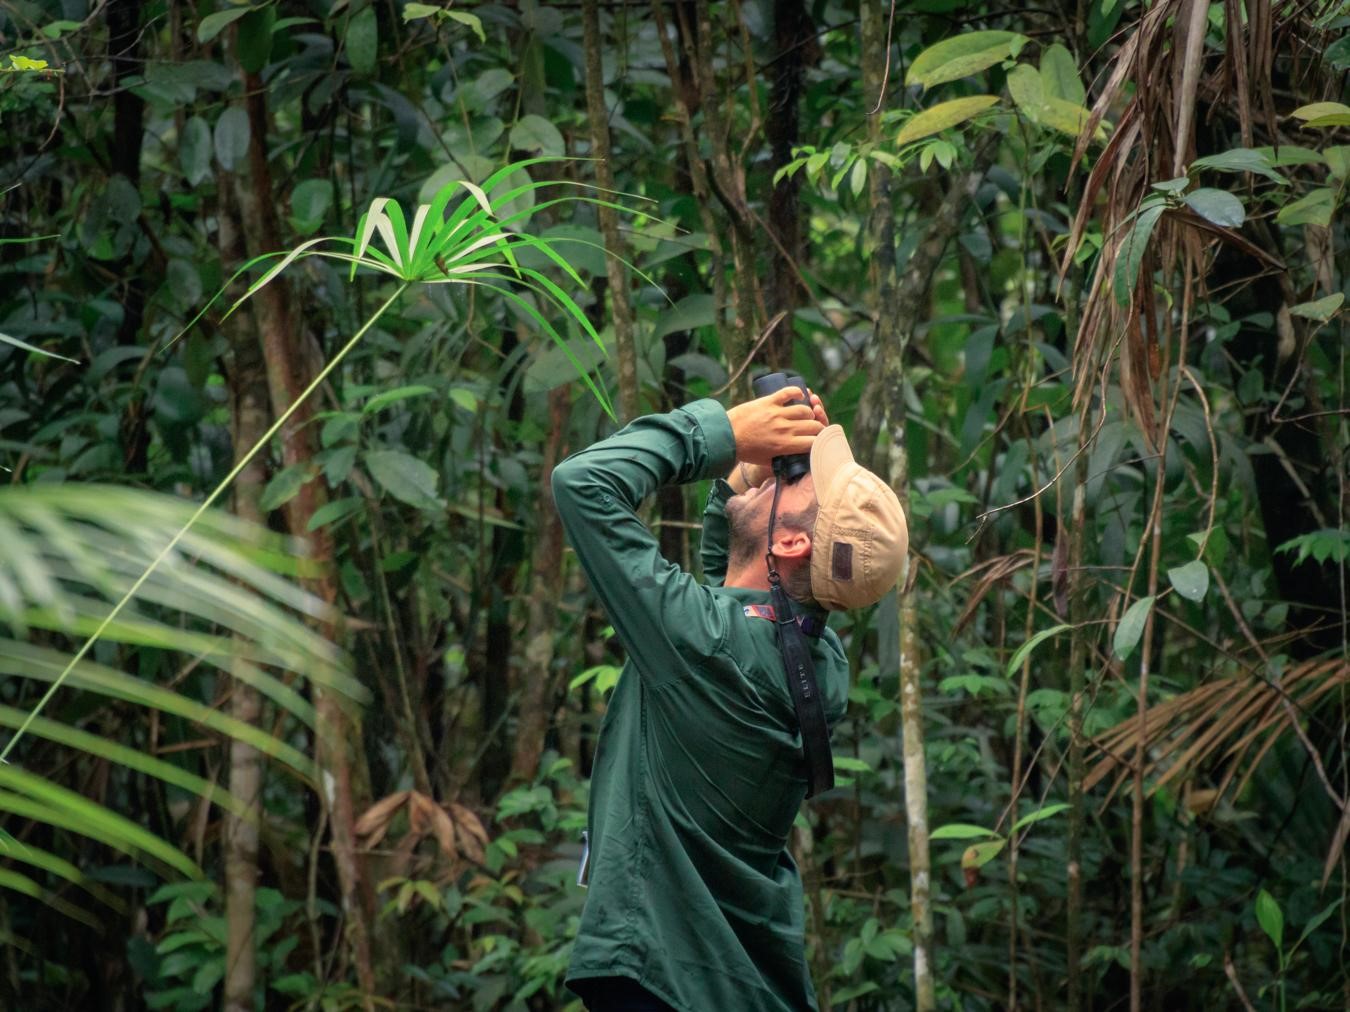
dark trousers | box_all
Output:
[576,976,675,1012]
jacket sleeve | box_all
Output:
[551,400,737,684]
[699,479,736,588]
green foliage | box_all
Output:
[135,883,301,1011]
[2,0,1347,1008]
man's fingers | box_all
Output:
[770,385,805,405]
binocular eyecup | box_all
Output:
[751,371,812,484]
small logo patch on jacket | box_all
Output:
[833,542,854,581]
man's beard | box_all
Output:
[725,496,765,569]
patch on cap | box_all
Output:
[832,542,854,581]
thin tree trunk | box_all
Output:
[234,73,378,1000]
[860,8,935,1008]
[1007,425,1045,1010]
[581,0,640,423]
[686,0,757,395]
[509,387,572,783]
[649,0,739,399]
[1129,261,1192,1012]
[764,0,811,365]
[1065,432,1091,1011]
[220,174,267,1012]
[851,155,990,459]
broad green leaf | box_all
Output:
[445,10,485,41]
[849,158,867,197]
[179,116,212,186]
[1276,529,1350,566]
[366,450,443,510]
[1007,64,1092,137]
[197,6,254,43]
[1006,623,1072,677]
[1167,560,1209,602]
[1275,188,1334,228]
[1183,188,1245,228]
[896,95,999,146]
[1325,147,1350,179]
[362,384,436,414]
[1290,101,1350,120]
[1255,145,1324,167]
[1152,176,1190,193]
[346,5,378,75]
[1255,889,1284,949]
[653,293,716,340]
[1289,897,1343,958]
[236,7,274,74]
[1329,35,1350,70]
[1036,96,1095,136]
[1006,62,1043,111]
[1189,147,1288,184]
[906,31,1028,90]
[306,496,364,532]
[213,106,250,172]
[290,179,334,234]
[962,839,1007,868]
[259,464,314,512]
[1113,595,1155,660]
[509,114,564,157]
[1039,43,1085,105]
[1012,802,1070,832]
[402,2,440,19]
[448,387,478,413]
[1289,293,1344,322]
[931,823,1002,841]
[1113,202,1165,306]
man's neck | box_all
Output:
[723,562,771,592]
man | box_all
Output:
[552,386,908,1012]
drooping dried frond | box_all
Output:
[1059,0,1336,440]
[1085,657,1350,805]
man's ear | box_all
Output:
[772,529,811,560]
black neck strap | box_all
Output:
[766,474,835,799]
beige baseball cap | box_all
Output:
[809,425,909,611]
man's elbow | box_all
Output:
[550,456,583,516]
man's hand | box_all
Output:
[726,386,824,467]
[727,391,830,492]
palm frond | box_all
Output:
[0,485,360,916]
[1086,657,1350,805]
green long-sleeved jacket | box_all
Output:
[552,400,849,1012]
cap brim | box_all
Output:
[810,425,854,503]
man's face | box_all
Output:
[726,473,817,564]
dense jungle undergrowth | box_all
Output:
[1,0,1348,1009]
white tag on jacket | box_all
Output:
[577,830,590,888]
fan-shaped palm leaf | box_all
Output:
[0,485,359,920]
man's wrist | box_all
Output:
[681,398,737,481]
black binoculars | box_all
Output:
[751,372,812,484]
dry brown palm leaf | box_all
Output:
[1086,658,1350,807]
[450,801,490,865]
[354,790,491,867]
[1057,0,1322,428]
[353,789,410,849]
[949,550,1035,636]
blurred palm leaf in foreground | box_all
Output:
[0,484,360,929]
